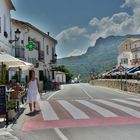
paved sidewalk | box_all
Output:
[0,103,27,140]
[0,128,20,140]
[0,91,57,140]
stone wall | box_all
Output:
[90,79,140,94]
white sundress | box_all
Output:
[27,79,40,103]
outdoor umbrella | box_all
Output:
[8,61,34,70]
[0,52,33,69]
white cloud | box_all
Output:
[111,13,129,24]
[88,0,140,46]
[68,49,84,57]
[121,0,140,9]
[56,26,87,43]
[56,0,140,58]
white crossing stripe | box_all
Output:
[96,99,140,118]
[128,98,140,102]
[76,100,117,117]
[58,100,89,119]
[112,99,140,107]
[39,101,59,120]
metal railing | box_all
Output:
[131,47,140,52]
[15,47,25,60]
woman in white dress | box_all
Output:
[26,70,40,112]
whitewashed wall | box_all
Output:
[56,72,66,83]
[0,0,12,53]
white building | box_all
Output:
[0,0,15,53]
[118,38,134,67]
[55,71,66,84]
[11,19,58,90]
[0,0,58,91]
[131,39,140,65]
[118,38,140,67]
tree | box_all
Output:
[56,65,73,83]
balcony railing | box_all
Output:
[131,58,140,64]
[50,59,56,64]
[15,47,25,60]
[131,47,140,52]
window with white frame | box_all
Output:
[0,17,1,33]
[121,58,128,64]
[46,45,49,55]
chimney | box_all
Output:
[47,32,50,36]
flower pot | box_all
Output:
[8,109,16,120]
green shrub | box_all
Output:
[7,100,17,110]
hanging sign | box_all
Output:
[26,41,36,51]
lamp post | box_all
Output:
[119,62,123,90]
[9,28,21,44]
[9,28,21,82]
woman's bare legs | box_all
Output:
[33,101,36,111]
[29,103,32,112]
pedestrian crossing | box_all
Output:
[58,100,89,119]
[38,98,140,121]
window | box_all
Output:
[39,70,44,81]
[52,47,55,59]
[28,37,31,42]
[52,70,55,80]
[125,44,127,50]
[121,58,128,64]
[46,45,49,55]
[4,15,6,32]
[3,15,8,38]
[15,47,25,58]
[0,17,1,33]
[129,43,131,49]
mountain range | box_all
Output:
[57,34,140,78]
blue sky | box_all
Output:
[11,0,140,58]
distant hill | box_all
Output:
[57,34,140,77]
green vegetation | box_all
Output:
[58,35,140,78]
[7,100,17,110]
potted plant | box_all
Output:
[7,100,17,120]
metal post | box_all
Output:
[119,62,122,90]
[121,71,122,90]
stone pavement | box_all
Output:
[0,91,60,140]
[0,128,20,140]
[0,101,28,140]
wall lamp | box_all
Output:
[9,28,21,44]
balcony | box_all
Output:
[50,59,56,64]
[15,47,25,60]
[131,58,140,65]
[131,47,140,52]
[50,53,57,64]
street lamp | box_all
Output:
[54,53,57,62]
[9,28,21,44]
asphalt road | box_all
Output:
[12,83,140,140]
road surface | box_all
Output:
[13,83,140,140]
